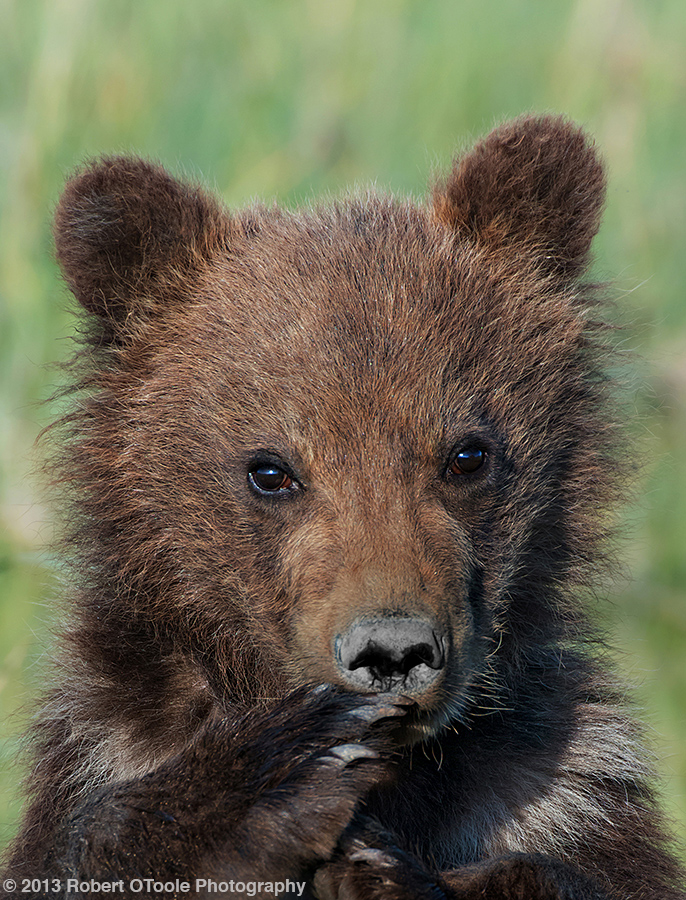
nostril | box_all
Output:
[336,616,446,694]
[348,641,442,678]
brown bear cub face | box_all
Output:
[53,117,608,747]
[8,115,685,900]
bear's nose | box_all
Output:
[335,616,446,695]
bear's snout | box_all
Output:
[335,615,446,695]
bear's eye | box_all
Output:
[449,447,487,477]
[248,464,295,495]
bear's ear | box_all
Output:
[54,156,231,341]
[432,115,606,280]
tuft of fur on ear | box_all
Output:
[432,115,606,280]
[54,156,231,342]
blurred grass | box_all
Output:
[1,0,685,859]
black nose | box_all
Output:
[335,616,446,694]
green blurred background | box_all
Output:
[1,0,685,859]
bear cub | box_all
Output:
[3,116,685,900]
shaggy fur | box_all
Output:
[2,116,685,900]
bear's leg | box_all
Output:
[40,689,410,899]
[314,820,610,900]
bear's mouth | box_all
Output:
[392,699,456,745]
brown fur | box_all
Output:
[2,116,684,900]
